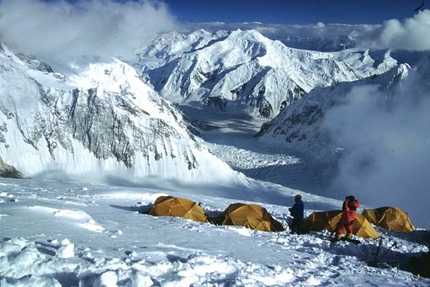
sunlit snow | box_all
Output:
[1,174,429,286]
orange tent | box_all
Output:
[302,210,379,239]
[149,196,208,223]
[362,207,415,233]
[221,203,284,232]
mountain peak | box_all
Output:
[0,48,238,184]
[139,30,399,120]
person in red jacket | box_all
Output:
[335,195,360,240]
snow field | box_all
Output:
[1,178,429,286]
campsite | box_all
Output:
[142,194,430,279]
[1,178,430,286]
[145,195,415,237]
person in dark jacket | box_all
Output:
[289,194,304,234]
[335,195,360,240]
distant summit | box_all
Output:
[138,29,397,121]
[179,22,378,52]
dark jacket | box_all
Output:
[289,199,304,220]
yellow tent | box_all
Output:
[149,196,208,223]
[362,207,415,233]
[221,203,284,232]
[302,210,379,239]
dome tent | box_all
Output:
[221,203,284,232]
[362,207,415,233]
[149,195,208,223]
[302,210,379,239]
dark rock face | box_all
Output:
[0,156,24,178]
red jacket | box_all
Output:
[341,199,360,224]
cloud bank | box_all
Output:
[322,61,430,229]
[0,0,177,63]
[359,9,430,51]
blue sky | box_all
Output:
[163,0,426,25]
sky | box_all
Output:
[163,0,426,25]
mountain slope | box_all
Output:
[138,29,398,119]
[0,44,238,184]
[255,63,411,154]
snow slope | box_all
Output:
[1,176,429,286]
[0,44,239,185]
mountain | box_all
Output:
[255,63,411,155]
[179,22,379,52]
[0,44,238,183]
[246,63,411,195]
[137,29,397,120]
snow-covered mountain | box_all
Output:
[0,44,238,183]
[255,63,411,153]
[180,22,378,52]
[138,29,397,119]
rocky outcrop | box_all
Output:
[0,156,24,178]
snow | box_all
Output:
[0,48,242,186]
[138,29,398,118]
[1,124,429,286]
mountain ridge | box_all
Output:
[138,29,398,120]
[0,44,238,184]
[256,63,412,154]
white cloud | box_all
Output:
[0,0,177,63]
[359,9,430,51]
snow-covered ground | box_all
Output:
[1,118,429,286]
